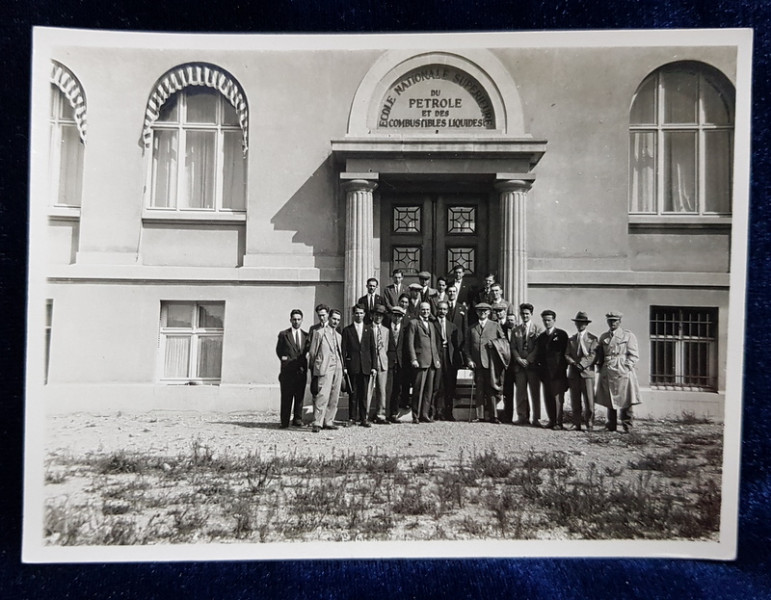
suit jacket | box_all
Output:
[382,284,406,310]
[420,286,438,307]
[308,326,343,377]
[387,320,408,368]
[406,317,441,368]
[371,323,391,371]
[433,317,463,367]
[358,293,383,323]
[511,321,543,371]
[276,327,309,377]
[566,331,599,379]
[449,278,472,306]
[341,323,377,374]
[465,319,505,369]
[430,292,449,314]
[536,327,570,387]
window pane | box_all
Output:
[683,341,709,386]
[222,131,246,210]
[222,100,239,126]
[629,132,656,213]
[185,88,217,124]
[663,131,697,213]
[651,340,676,384]
[663,70,698,124]
[393,206,421,233]
[198,303,224,328]
[157,95,179,123]
[702,78,731,125]
[197,336,223,379]
[630,75,656,124]
[152,130,178,208]
[704,130,732,213]
[183,131,215,209]
[165,303,193,328]
[447,206,476,234]
[57,124,84,206]
[164,336,191,378]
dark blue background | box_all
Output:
[2,2,769,598]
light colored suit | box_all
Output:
[308,326,343,428]
[406,317,441,419]
[512,321,543,423]
[465,319,505,420]
[565,330,599,429]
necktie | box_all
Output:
[441,319,446,342]
[369,296,373,312]
[377,326,383,351]
[295,329,300,348]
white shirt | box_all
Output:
[354,321,364,341]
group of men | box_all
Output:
[276,265,641,434]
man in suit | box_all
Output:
[382,269,405,311]
[536,309,570,430]
[406,301,442,423]
[446,285,468,332]
[417,271,438,310]
[368,305,392,425]
[501,306,520,424]
[430,277,450,313]
[275,309,309,429]
[358,277,382,324]
[405,284,423,320]
[489,284,511,320]
[308,308,344,433]
[565,311,599,431]
[470,273,496,325]
[341,304,378,427]
[309,303,330,337]
[433,300,462,421]
[449,264,473,306]
[465,302,506,423]
[386,306,410,423]
[512,303,543,426]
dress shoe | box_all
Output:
[531,421,543,428]
[544,421,556,429]
[360,420,372,428]
[513,419,529,426]
[280,424,289,429]
[445,414,456,422]
[292,419,303,427]
[553,424,565,431]
[567,424,582,431]
[323,424,339,431]
[412,417,420,424]
[604,424,617,432]
[373,417,391,425]
[471,418,482,423]
[419,416,434,423]
[387,416,400,424]
[489,418,501,424]
[311,426,320,433]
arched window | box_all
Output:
[629,61,734,216]
[49,61,86,207]
[144,64,248,213]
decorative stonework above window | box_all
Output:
[392,247,421,275]
[393,206,421,233]
[142,63,248,154]
[447,206,476,234]
[50,61,86,143]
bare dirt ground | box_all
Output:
[42,409,723,545]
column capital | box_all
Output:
[495,178,532,193]
[341,173,379,193]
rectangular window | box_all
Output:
[159,301,225,383]
[650,306,717,391]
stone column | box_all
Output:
[496,179,532,308]
[343,178,378,320]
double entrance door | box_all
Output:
[380,192,488,287]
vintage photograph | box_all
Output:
[23,28,751,561]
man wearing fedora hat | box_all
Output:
[565,311,599,431]
[595,311,641,433]
[465,302,507,423]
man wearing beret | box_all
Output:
[465,302,507,423]
[536,309,569,429]
[595,311,641,433]
[565,311,599,431]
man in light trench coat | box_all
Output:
[595,311,641,433]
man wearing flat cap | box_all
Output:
[417,271,438,312]
[465,302,507,423]
[595,311,641,433]
[565,311,599,431]
[406,283,423,320]
[535,309,569,429]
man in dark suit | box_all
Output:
[433,300,463,421]
[417,271,438,311]
[449,264,473,307]
[430,277,450,313]
[386,306,410,423]
[465,302,506,423]
[565,311,599,431]
[382,269,405,311]
[358,277,382,324]
[446,285,468,332]
[536,309,570,430]
[512,303,543,426]
[501,305,520,424]
[406,301,442,423]
[341,304,378,427]
[275,309,309,429]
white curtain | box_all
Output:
[164,336,190,378]
[629,132,655,213]
[183,131,215,209]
